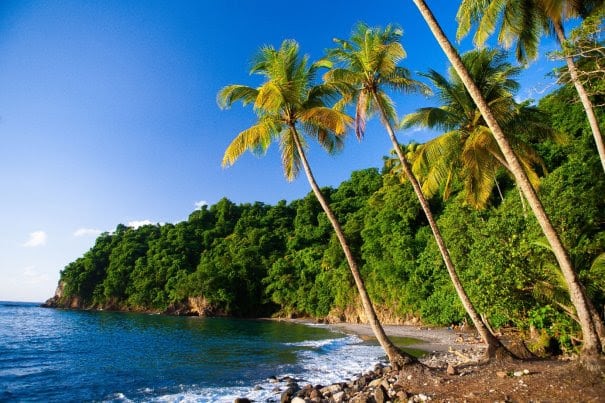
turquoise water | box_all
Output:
[0,302,402,402]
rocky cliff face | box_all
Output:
[41,281,226,317]
[41,281,76,308]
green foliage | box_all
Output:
[56,77,604,351]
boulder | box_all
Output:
[332,391,346,402]
[374,385,388,403]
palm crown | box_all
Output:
[324,22,429,139]
[456,0,605,61]
[401,49,554,209]
[218,40,351,181]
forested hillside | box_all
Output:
[47,79,604,352]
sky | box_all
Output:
[0,1,561,302]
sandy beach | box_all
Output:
[326,322,484,354]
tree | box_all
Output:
[552,11,605,106]
[325,22,509,358]
[456,0,605,174]
[217,39,414,367]
[402,48,554,210]
[412,0,603,366]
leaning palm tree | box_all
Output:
[217,39,415,368]
[402,49,554,210]
[456,0,605,174]
[325,22,511,359]
[411,0,603,366]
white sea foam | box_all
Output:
[141,332,384,402]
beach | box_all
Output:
[275,319,605,402]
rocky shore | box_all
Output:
[234,321,605,402]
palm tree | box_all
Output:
[217,39,415,368]
[456,0,605,174]
[325,22,511,359]
[401,49,553,210]
[411,0,603,366]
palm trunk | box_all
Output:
[289,126,416,368]
[411,0,603,362]
[553,21,605,174]
[375,99,510,359]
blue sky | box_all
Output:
[0,1,560,302]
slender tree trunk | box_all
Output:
[494,175,504,202]
[553,21,605,174]
[289,126,417,368]
[411,0,603,363]
[375,100,510,359]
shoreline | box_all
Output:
[280,317,486,351]
[268,319,605,402]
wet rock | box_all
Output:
[320,383,342,395]
[234,398,251,403]
[281,385,299,403]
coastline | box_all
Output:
[267,319,605,402]
[281,318,485,359]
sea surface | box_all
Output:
[0,301,419,402]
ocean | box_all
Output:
[0,301,418,402]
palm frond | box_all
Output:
[299,106,352,136]
[279,129,303,181]
[412,131,460,198]
[254,82,285,113]
[355,90,369,139]
[401,107,456,131]
[384,67,432,95]
[217,85,259,109]
[222,119,279,167]
[373,91,397,128]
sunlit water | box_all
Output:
[0,302,418,402]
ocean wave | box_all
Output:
[142,333,384,402]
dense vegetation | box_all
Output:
[53,76,604,352]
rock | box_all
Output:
[332,391,345,403]
[281,385,299,403]
[234,399,251,403]
[496,371,508,378]
[368,378,383,388]
[446,363,458,375]
[320,384,343,395]
[309,388,320,401]
[350,393,369,403]
[290,397,306,403]
[396,390,410,400]
[374,385,388,403]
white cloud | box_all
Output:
[23,231,47,247]
[194,200,208,209]
[127,220,154,229]
[73,228,103,237]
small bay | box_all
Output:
[0,302,420,402]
